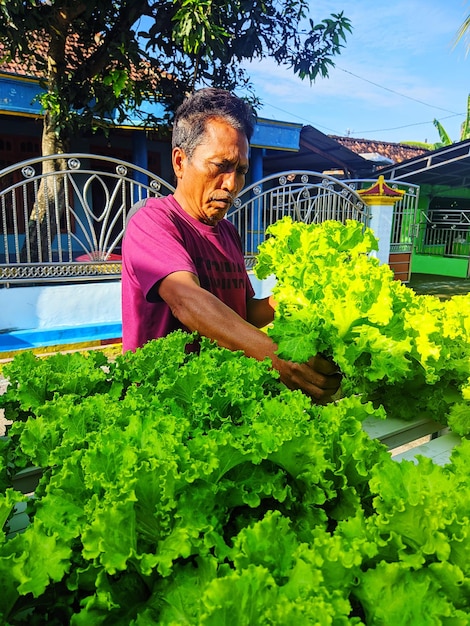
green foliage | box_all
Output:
[0,332,469,623]
[0,1,149,146]
[255,217,470,429]
[0,0,352,148]
[447,378,470,436]
[172,0,230,56]
[433,118,453,146]
[461,94,470,140]
[454,13,470,56]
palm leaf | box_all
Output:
[454,14,470,54]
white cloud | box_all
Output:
[241,0,469,141]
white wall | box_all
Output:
[0,275,276,332]
[0,281,122,331]
[248,272,276,299]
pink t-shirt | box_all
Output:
[121,195,255,352]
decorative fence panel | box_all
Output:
[0,154,175,284]
[227,171,369,269]
[345,179,420,253]
[414,208,470,258]
[0,156,423,285]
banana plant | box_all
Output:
[459,93,470,139]
[402,94,470,149]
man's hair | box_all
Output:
[172,88,257,159]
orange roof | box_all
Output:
[0,32,166,85]
[331,135,429,164]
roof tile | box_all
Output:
[331,135,429,164]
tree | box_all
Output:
[0,0,351,261]
[0,0,352,156]
[1,0,156,260]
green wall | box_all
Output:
[411,254,469,278]
[410,184,470,278]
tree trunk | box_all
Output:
[20,20,70,263]
[20,115,69,263]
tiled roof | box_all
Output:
[0,46,41,77]
[0,33,164,84]
[331,135,430,165]
[1,32,82,77]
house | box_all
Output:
[3,34,465,355]
[4,36,465,284]
[376,140,470,278]
[0,40,379,353]
[325,135,470,279]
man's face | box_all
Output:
[172,118,250,225]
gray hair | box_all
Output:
[172,88,257,159]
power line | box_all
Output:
[291,24,464,116]
[257,102,341,133]
[336,66,462,115]
[255,66,466,137]
[258,101,465,138]
[354,114,464,135]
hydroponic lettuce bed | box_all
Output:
[0,219,469,625]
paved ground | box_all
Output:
[407,273,470,299]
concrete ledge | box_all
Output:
[0,322,122,356]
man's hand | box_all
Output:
[273,353,342,404]
[159,273,341,403]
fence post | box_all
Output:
[358,176,405,265]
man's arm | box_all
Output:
[158,271,341,403]
[246,294,276,329]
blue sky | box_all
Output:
[240,0,470,144]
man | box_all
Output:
[122,88,341,403]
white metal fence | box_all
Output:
[0,156,424,285]
[415,208,470,258]
[0,154,175,284]
[227,171,369,268]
